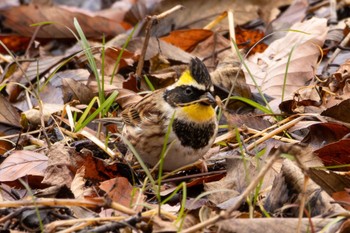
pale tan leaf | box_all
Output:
[245,17,328,112]
[0,150,48,182]
[71,166,86,199]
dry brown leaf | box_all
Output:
[0,4,125,38]
[191,33,232,66]
[267,0,309,37]
[62,78,95,104]
[310,169,350,196]
[70,166,86,199]
[103,47,138,76]
[114,37,192,63]
[42,143,79,188]
[0,150,48,182]
[153,0,291,32]
[265,156,336,216]
[245,17,328,112]
[333,191,350,210]
[0,140,13,155]
[161,29,213,52]
[205,150,281,206]
[99,176,144,211]
[0,95,21,127]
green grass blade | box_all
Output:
[144,75,155,91]
[73,18,104,102]
[282,45,295,102]
[111,23,138,83]
[229,96,273,114]
[75,91,118,132]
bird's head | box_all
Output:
[164,58,216,122]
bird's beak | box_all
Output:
[199,92,216,105]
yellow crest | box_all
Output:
[176,70,195,86]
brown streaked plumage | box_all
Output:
[121,58,218,171]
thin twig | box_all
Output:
[182,146,284,233]
[226,150,280,213]
[135,5,184,78]
[297,175,309,233]
[246,115,305,151]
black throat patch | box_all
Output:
[173,119,216,149]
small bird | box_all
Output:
[121,58,218,171]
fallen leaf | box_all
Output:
[42,142,85,188]
[310,169,350,195]
[314,138,350,170]
[302,122,350,150]
[0,150,48,182]
[0,4,125,38]
[245,17,328,112]
[321,99,350,123]
[0,95,21,128]
[62,78,95,104]
[99,176,144,211]
[333,191,350,210]
[161,29,213,52]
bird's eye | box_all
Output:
[184,87,193,95]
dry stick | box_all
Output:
[293,154,314,233]
[182,149,281,233]
[214,114,300,144]
[246,115,305,151]
[46,209,177,232]
[0,198,136,216]
[0,126,52,140]
[223,9,240,111]
[135,5,184,78]
[46,217,126,232]
[57,222,91,233]
[297,175,309,233]
[227,9,236,55]
[24,25,41,58]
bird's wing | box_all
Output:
[121,90,165,127]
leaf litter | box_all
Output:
[1,0,350,232]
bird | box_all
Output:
[121,57,218,171]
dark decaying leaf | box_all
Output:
[309,169,350,196]
[264,158,342,217]
[314,138,350,170]
[321,99,350,123]
[302,122,350,150]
